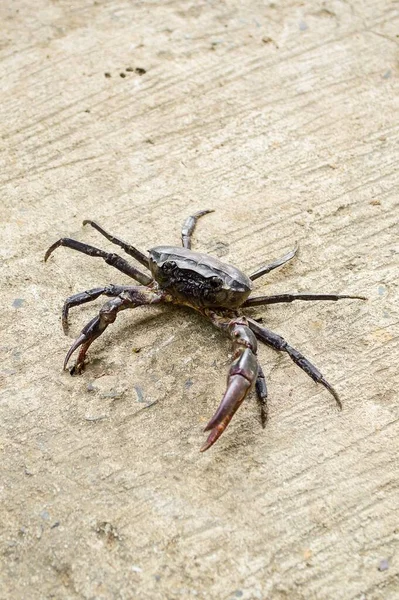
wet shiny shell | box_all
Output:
[149,246,253,309]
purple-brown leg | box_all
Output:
[249,246,298,281]
[243,292,366,307]
[181,210,214,249]
[201,314,260,452]
[255,363,268,427]
[61,285,140,335]
[44,238,152,286]
[82,220,150,268]
[247,317,342,408]
[64,287,164,374]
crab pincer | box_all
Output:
[201,321,259,452]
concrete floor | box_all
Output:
[1,1,398,598]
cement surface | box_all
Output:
[1,1,398,598]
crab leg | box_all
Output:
[65,287,164,374]
[243,292,366,307]
[201,316,259,452]
[255,363,268,427]
[82,220,150,268]
[249,245,298,281]
[61,284,138,335]
[181,209,214,249]
[247,317,342,408]
[44,238,152,286]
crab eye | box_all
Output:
[162,260,176,273]
[209,276,222,289]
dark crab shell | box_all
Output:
[148,246,253,309]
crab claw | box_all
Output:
[201,373,253,452]
[201,347,258,452]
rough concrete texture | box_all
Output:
[1,1,399,599]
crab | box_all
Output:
[45,210,365,451]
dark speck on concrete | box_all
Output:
[378,285,386,296]
[104,72,111,78]
[135,67,146,75]
[185,379,193,389]
[378,558,389,571]
[134,385,145,403]
[261,36,278,48]
[96,521,121,543]
[12,298,25,308]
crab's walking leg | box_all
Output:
[247,317,342,409]
[61,285,140,335]
[65,287,163,374]
[250,245,298,281]
[82,220,150,268]
[255,364,268,427]
[201,315,259,452]
[243,292,366,307]
[44,238,152,286]
[181,210,214,249]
